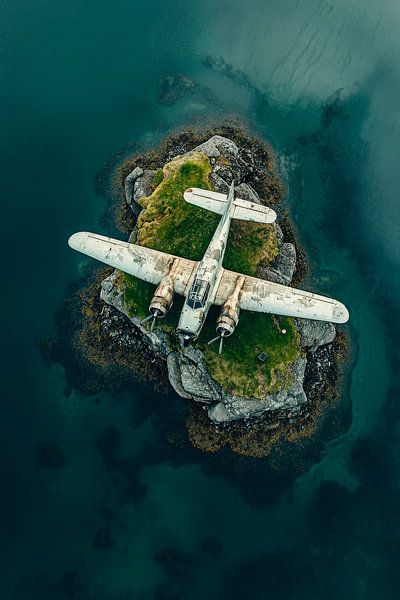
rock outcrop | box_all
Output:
[124,167,143,205]
[208,358,307,423]
[125,167,155,215]
[295,319,336,352]
[257,242,296,285]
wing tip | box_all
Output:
[68,231,89,252]
[333,301,350,324]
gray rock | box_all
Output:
[167,353,193,399]
[100,272,127,316]
[175,346,221,403]
[210,171,230,193]
[193,135,239,159]
[157,73,197,106]
[258,242,296,285]
[193,140,220,158]
[125,167,143,205]
[295,319,336,351]
[128,228,138,243]
[131,169,156,215]
[235,183,260,204]
[273,222,284,246]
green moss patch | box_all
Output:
[119,272,154,320]
[224,220,278,275]
[115,151,301,398]
[200,312,301,399]
[152,168,164,189]
[138,152,220,260]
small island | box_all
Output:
[45,124,348,457]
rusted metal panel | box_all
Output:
[213,269,240,304]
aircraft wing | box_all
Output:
[214,269,349,323]
[68,232,197,294]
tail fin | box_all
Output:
[184,186,276,224]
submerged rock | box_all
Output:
[157,73,197,105]
[35,443,65,469]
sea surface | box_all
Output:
[1,1,400,598]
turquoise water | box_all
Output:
[1,1,399,598]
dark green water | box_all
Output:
[1,1,400,598]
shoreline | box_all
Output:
[42,121,350,457]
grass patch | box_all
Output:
[224,220,278,275]
[199,311,301,399]
[137,152,220,260]
[115,150,301,397]
[152,168,164,189]
[120,272,154,320]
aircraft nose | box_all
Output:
[68,232,88,252]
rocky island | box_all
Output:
[44,124,348,457]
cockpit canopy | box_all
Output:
[186,278,210,310]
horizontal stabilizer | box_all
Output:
[231,198,276,223]
[184,188,276,224]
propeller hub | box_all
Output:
[183,333,194,347]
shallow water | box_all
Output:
[1,1,400,598]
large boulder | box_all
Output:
[235,182,260,203]
[273,222,284,246]
[210,171,230,192]
[193,135,239,159]
[166,353,193,400]
[295,319,336,351]
[258,242,296,285]
[168,347,221,403]
[191,135,253,184]
[124,167,156,215]
[124,167,143,205]
[133,169,156,205]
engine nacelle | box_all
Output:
[149,276,174,318]
[215,275,245,337]
[216,298,240,337]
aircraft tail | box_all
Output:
[184,186,276,224]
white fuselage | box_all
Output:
[177,186,235,341]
